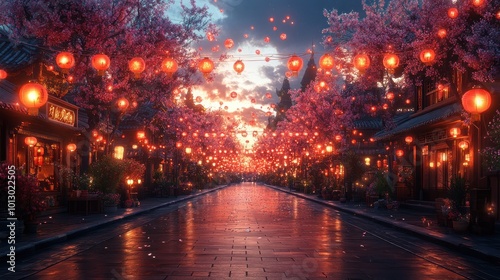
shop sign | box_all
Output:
[47,102,76,126]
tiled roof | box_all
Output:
[373,102,463,140]
[0,28,39,71]
[353,116,383,130]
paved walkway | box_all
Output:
[1,183,500,264]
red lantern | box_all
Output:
[437,29,447,39]
[448,7,458,19]
[386,92,395,101]
[405,136,413,144]
[461,88,492,120]
[128,57,145,78]
[396,149,404,157]
[91,54,110,75]
[198,57,214,77]
[382,53,399,73]
[233,60,245,75]
[224,38,234,49]
[419,49,436,65]
[116,97,129,111]
[319,53,334,71]
[56,51,75,73]
[472,0,485,7]
[230,91,237,98]
[287,55,303,77]
[353,53,370,73]
[161,58,178,76]
[24,136,37,147]
[19,82,48,116]
[67,143,77,152]
[0,69,7,79]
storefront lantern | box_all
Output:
[405,136,413,144]
[287,55,303,77]
[19,81,48,116]
[461,88,491,120]
[91,54,110,76]
[396,149,404,157]
[56,51,75,73]
[128,57,146,78]
[67,143,77,152]
[0,69,7,79]
[24,136,37,147]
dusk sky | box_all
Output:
[173,0,364,146]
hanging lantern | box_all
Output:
[461,88,492,120]
[405,136,413,144]
[437,29,447,39]
[230,91,237,98]
[449,127,461,138]
[19,81,48,116]
[396,149,404,157]
[353,53,370,73]
[419,49,436,65]
[458,140,469,150]
[55,51,75,73]
[198,57,214,77]
[116,97,129,111]
[91,54,110,76]
[161,57,178,76]
[224,38,234,49]
[128,57,146,78]
[287,55,303,77]
[472,0,485,7]
[386,92,395,101]
[448,7,459,19]
[382,53,400,74]
[233,60,245,75]
[319,53,335,71]
[67,143,77,152]
[24,136,37,147]
[0,69,7,79]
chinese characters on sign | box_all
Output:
[47,102,75,126]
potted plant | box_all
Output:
[100,193,120,213]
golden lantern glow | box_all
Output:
[55,51,75,73]
[396,149,404,157]
[198,57,214,77]
[113,146,124,160]
[19,81,48,116]
[128,57,146,78]
[287,55,303,77]
[472,0,485,7]
[353,53,370,73]
[175,141,182,148]
[319,53,335,71]
[91,54,111,75]
[437,28,447,39]
[0,69,7,79]
[161,57,178,76]
[67,143,77,152]
[382,53,400,73]
[24,136,37,147]
[405,136,413,144]
[116,97,129,111]
[326,145,333,153]
[386,92,395,101]
[233,60,245,75]
[224,38,234,49]
[458,140,469,150]
[137,131,146,140]
[419,49,436,65]
[461,88,492,120]
[449,127,461,138]
[448,7,459,19]
[185,147,192,154]
[365,157,371,166]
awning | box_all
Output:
[373,102,463,141]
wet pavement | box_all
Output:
[1,183,500,279]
